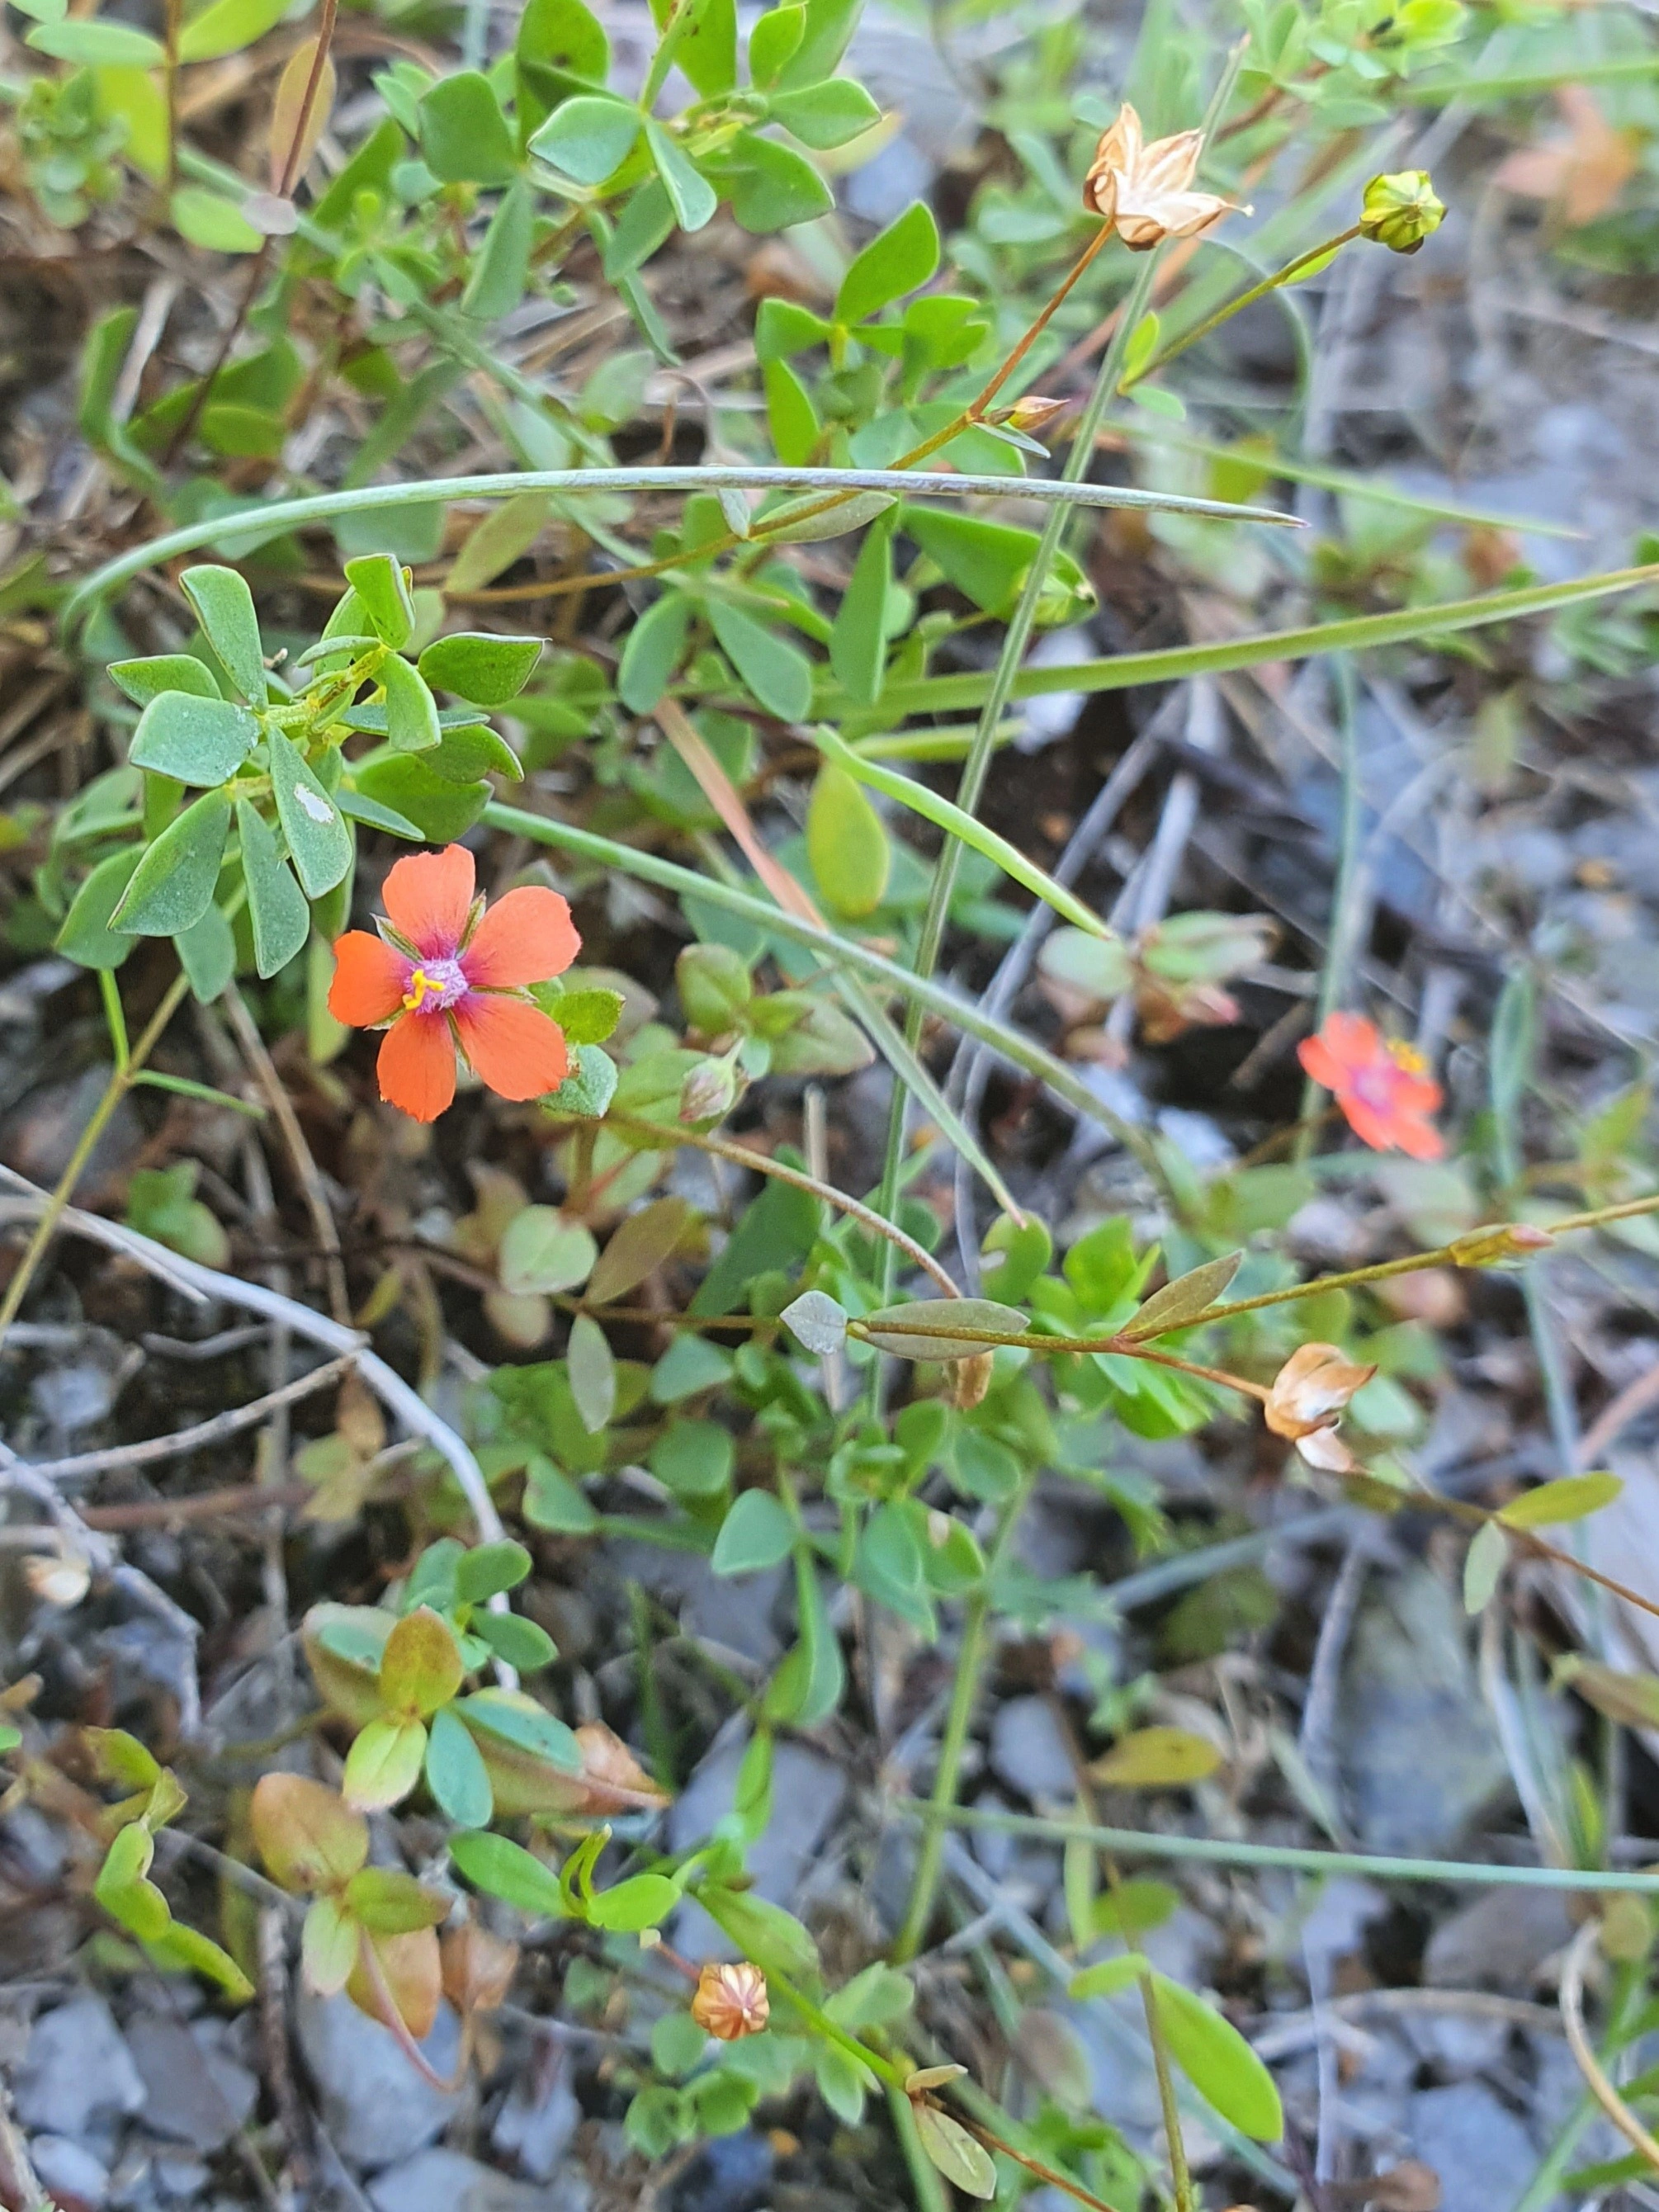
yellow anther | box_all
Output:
[1387,1039,1428,1075]
[402,967,432,1013]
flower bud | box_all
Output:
[986,395,1068,436]
[679,1053,741,1124]
[1447,1222,1553,1269]
[1360,171,1445,254]
[690,1959,769,2040]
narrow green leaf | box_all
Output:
[449,1828,568,1916]
[914,2106,995,2200]
[806,760,889,918]
[1123,1252,1245,1340]
[1497,1472,1623,1530]
[1463,1520,1506,1614]
[57,848,141,970]
[816,727,1116,938]
[858,1297,1026,1362]
[235,798,310,978]
[707,598,811,721]
[645,117,717,231]
[1151,1971,1283,2141]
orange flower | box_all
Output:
[1297,1013,1444,1160]
[689,1960,769,2041]
[1083,103,1245,248]
[328,845,579,1123]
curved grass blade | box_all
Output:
[64,467,1296,631]
[813,727,1116,941]
[481,801,1156,1170]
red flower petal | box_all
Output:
[453,994,569,1102]
[1296,1033,1348,1091]
[377,1013,456,1122]
[461,886,580,990]
[381,845,475,959]
[329,932,409,1027]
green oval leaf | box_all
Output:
[450,1829,570,1916]
[180,565,267,702]
[380,653,443,754]
[806,761,889,918]
[129,691,258,787]
[1123,1252,1245,1340]
[112,788,231,938]
[528,92,641,183]
[858,1297,1027,1363]
[266,722,352,898]
[499,1208,598,1296]
[711,1488,795,1576]
[417,631,543,706]
[1496,1472,1624,1530]
[914,2106,995,2200]
[424,1705,494,1828]
[1151,1971,1283,2142]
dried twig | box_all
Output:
[1559,1918,1659,2179]
[20,1354,355,1486]
[0,1165,503,1544]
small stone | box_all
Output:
[669,1732,847,1961]
[295,1993,462,2171]
[154,2153,210,2201]
[988,1696,1075,1802]
[667,2131,773,2212]
[30,2135,111,2209]
[1337,1567,1512,1856]
[491,2059,581,2182]
[1409,2082,1536,2205]
[124,2016,258,2153]
[1423,1885,1573,1992]
[366,2148,588,2212]
[13,1997,145,2139]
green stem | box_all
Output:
[1140,1971,1197,2212]
[0,971,191,1346]
[910,1800,1659,1892]
[892,1472,1036,1963]
[65,468,1281,634]
[887,2086,951,2212]
[1133,223,1364,384]
[1294,652,1361,1161]
[869,248,1162,1312]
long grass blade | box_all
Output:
[818,561,1659,721]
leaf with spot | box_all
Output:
[267,724,352,897]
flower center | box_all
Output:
[401,956,469,1014]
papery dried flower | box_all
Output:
[1359,169,1445,253]
[1293,1425,1362,1477]
[1083,103,1245,249]
[329,845,579,1122]
[570,1722,670,1813]
[1264,1343,1377,1441]
[949,1350,994,1410]
[440,1924,519,2016]
[1297,1013,1445,1160]
[690,1959,769,2040]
